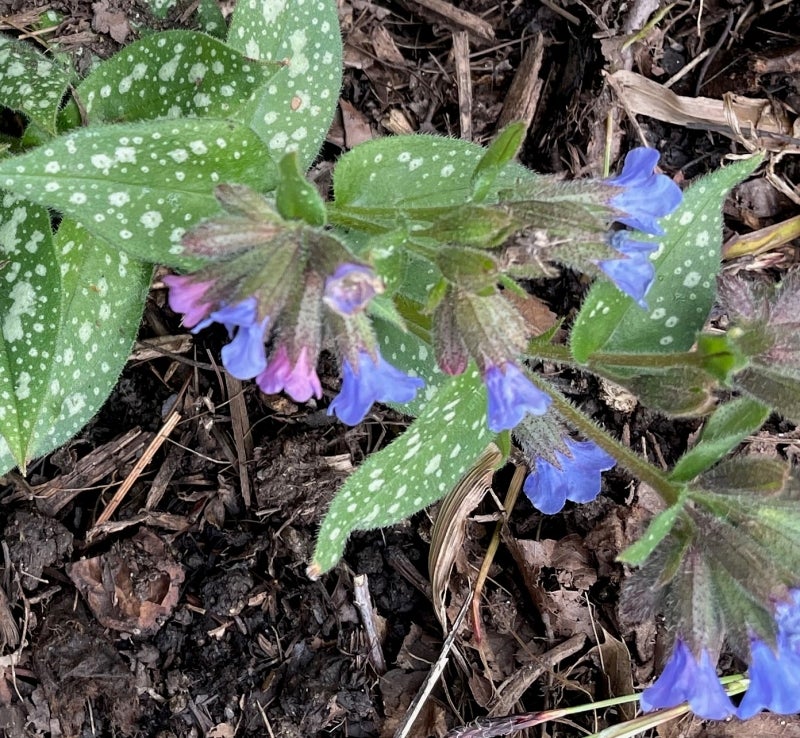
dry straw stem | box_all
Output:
[607,69,800,154]
[428,442,503,628]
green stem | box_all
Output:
[527,341,716,373]
[530,375,681,506]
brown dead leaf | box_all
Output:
[591,627,636,720]
[608,70,800,153]
[502,289,557,338]
[370,25,405,65]
[380,668,448,738]
[68,528,184,634]
[339,98,374,149]
[91,0,129,44]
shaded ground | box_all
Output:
[1,0,800,736]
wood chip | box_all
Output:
[497,33,545,134]
[34,429,153,516]
[402,0,495,43]
[452,31,473,141]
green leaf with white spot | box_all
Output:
[226,0,342,169]
[0,118,276,268]
[373,316,449,417]
[670,397,770,483]
[0,194,61,470]
[570,155,763,363]
[196,0,227,39]
[0,206,149,475]
[332,135,529,223]
[145,0,177,19]
[61,31,275,128]
[309,367,494,576]
[0,34,74,135]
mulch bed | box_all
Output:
[1,0,799,736]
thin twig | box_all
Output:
[393,596,472,738]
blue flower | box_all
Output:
[598,232,658,308]
[328,349,425,425]
[607,148,683,236]
[523,439,615,514]
[738,590,800,718]
[483,362,550,433]
[323,263,383,316]
[640,639,735,720]
[196,298,270,380]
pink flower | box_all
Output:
[257,345,322,403]
[163,274,214,328]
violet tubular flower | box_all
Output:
[606,147,683,236]
[640,639,735,720]
[197,298,270,380]
[483,362,550,433]
[523,439,615,515]
[257,345,322,403]
[738,590,800,718]
[323,263,383,316]
[598,232,658,308]
[163,274,214,329]
[328,350,425,426]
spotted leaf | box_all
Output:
[62,31,274,127]
[0,118,276,268]
[310,367,494,576]
[373,316,449,417]
[332,135,528,222]
[570,155,763,362]
[145,0,177,19]
[0,34,74,135]
[0,205,149,475]
[226,0,342,169]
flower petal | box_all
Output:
[640,640,734,720]
[323,263,383,316]
[257,345,322,403]
[484,363,550,433]
[607,148,683,236]
[220,318,269,379]
[328,350,424,425]
[163,274,214,328]
[598,232,658,308]
[523,439,615,514]
[738,639,800,718]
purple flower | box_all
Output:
[257,345,322,403]
[598,232,658,308]
[738,590,800,718]
[484,362,550,433]
[328,350,425,425]
[163,274,214,328]
[196,298,269,380]
[323,263,383,316]
[523,439,615,514]
[606,148,683,236]
[640,639,735,719]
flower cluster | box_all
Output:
[599,147,682,308]
[641,590,800,719]
[165,233,424,426]
[166,148,680,437]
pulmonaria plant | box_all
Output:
[2,4,797,730]
[162,183,425,424]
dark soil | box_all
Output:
[2,1,800,737]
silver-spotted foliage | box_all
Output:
[3,1,800,722]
